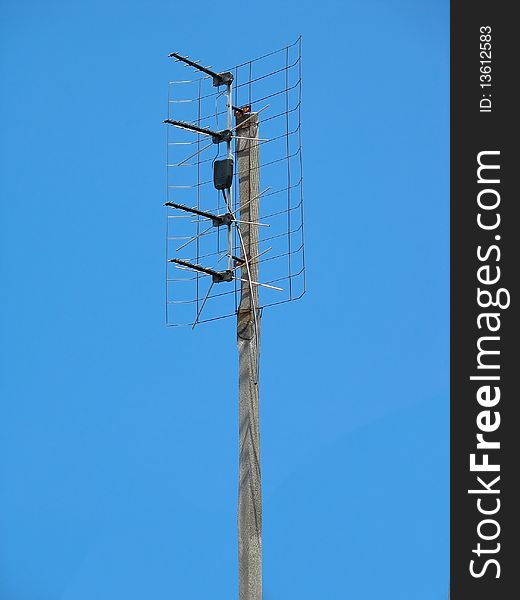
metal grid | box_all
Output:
[165,38,305,326]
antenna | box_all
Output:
[164,38,305,600]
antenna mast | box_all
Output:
[164,40,305,600]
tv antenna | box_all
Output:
[164,38,305,600]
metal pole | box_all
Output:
[236,108,262,600]
[226,80,233,272]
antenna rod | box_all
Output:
[168,51,230,86]
[169,258,232,283]
[169,258,217,276]
[163,119,232,143]
[164,201,229,226]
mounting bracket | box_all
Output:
[212,71,233,87]
[211,213,232,228]
[211,129,232,144]
[212,269,233,283]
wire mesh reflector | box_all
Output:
[166,38,305,326]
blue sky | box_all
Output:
[0,1,449,598]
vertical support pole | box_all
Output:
[236,108,262,600]
[226,79,234,272]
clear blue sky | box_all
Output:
[0,1,449,598]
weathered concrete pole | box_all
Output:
[236,107,262,600]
